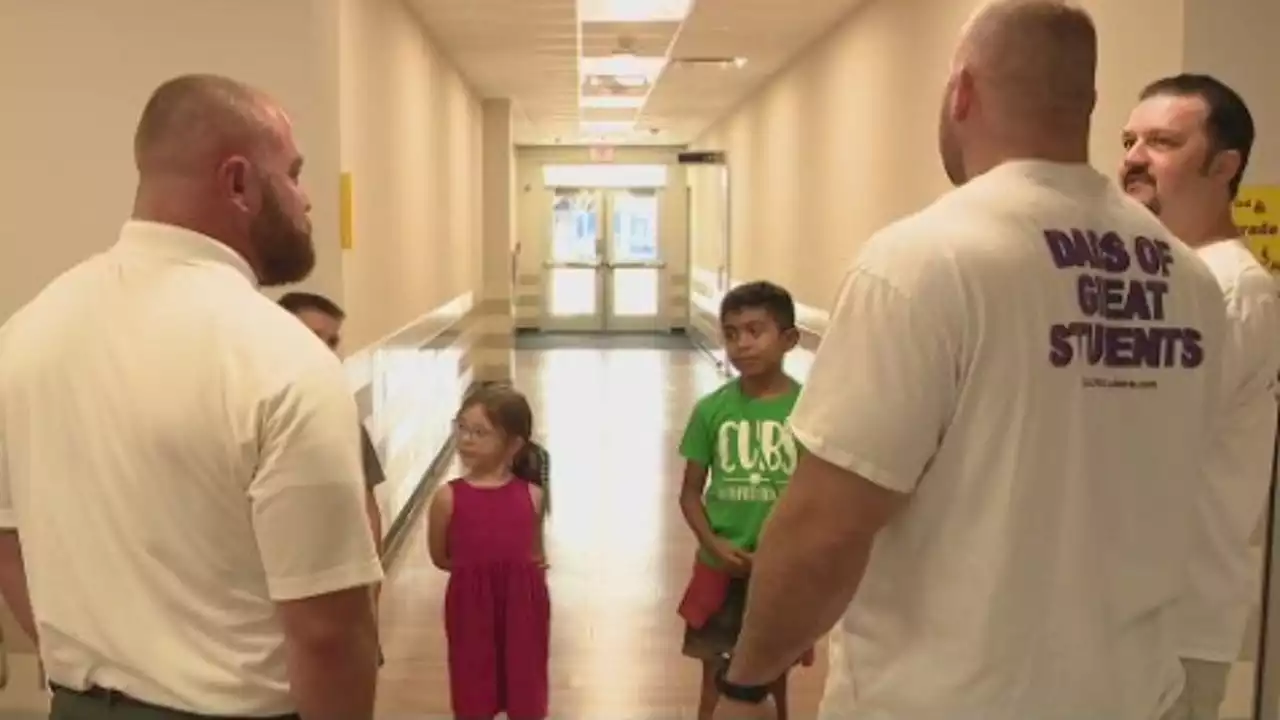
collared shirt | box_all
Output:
[0,220,383,715]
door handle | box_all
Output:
[606,261,667,269]
[543,261,603,269]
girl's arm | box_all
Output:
[426,484,453,571]
[528,484,548,567]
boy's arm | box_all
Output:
[678,397,753,574]
[676,401,716,545]
[680,461,751,574]
[678,461,717,548]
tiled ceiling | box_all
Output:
[405,0,868,146]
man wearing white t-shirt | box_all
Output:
[711,3,1227,719]
[1122,74,1280,720]
[0,75,382,719]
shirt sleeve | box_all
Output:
[679,398,715,467]
[249,358,384,601]
[1221,275,1280,404]
[789,266,959,495]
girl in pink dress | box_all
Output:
[427,384,549,720]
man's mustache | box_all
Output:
[1123,168,1155,187]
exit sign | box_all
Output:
[589,146,615,162]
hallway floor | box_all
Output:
[374,345,830,718]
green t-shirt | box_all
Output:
[679,378,802,564]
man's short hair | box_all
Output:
[133,74,273,173]
[1139,73,1255,197]
[278,292,345,320]
[720,281,796,330]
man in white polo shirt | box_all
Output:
[0,74,382,719]
[1122,74,1280,720]
[711,2,1226,719]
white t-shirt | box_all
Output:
[792,161,1226,720]
[0,221,383,715]
[1178,238,1280,662]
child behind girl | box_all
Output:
[427,384,550,720]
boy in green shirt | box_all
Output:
[678,280,802,720]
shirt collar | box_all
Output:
[114,220,258,286]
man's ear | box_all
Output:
[1209,148,1242,190]
[950,68,976,123]
[217,156,254,211]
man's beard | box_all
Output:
[1123,169,1162,216]
[251,184,315,287]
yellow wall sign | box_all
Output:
[339,172,354,250]
[1233,185,1280,273]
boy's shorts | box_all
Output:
[682,577,748,663]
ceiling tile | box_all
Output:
[405,0,870,145]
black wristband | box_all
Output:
[714,657,770,704]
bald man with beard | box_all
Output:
[710,2,1226,719]
[0,75,381,720]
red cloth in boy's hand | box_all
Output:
[677,558,731,629]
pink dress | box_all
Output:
[445,478,550,719]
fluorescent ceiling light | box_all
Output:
[580,121,636,135]
[580,95,646,109]
[578,53,665,81]
[578,0,693,23]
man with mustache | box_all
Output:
[711,2,1227,719]
[0,75,381,720]
[1123,74,1280,720]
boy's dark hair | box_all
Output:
[278,291,346,320]
[460,381,547,490]
[1139,73,1254,198]
[720,280,796,330]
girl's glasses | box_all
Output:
[453,420,495,441]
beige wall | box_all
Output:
[513,147,689,330]
[337,0,483,350]
[0,0,345,323]
[334,0,487,567]
[1182,0,1280,184]
[0,0,484,348]
[690,0,1186,315]
[472,100,519,379]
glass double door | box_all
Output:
[545,188,663,332]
